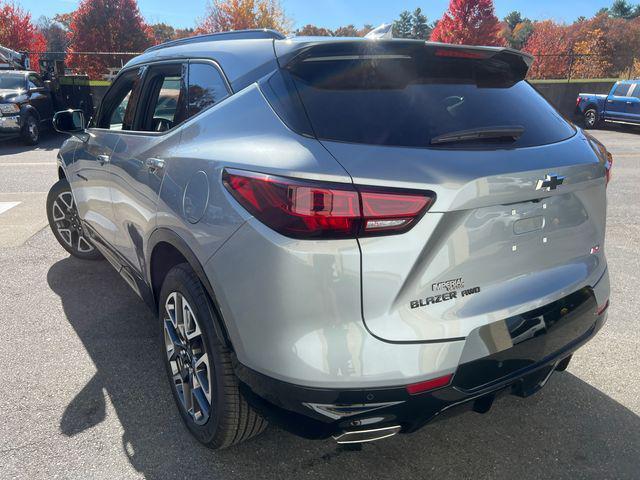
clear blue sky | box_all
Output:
[22,0,617,29]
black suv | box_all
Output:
[0,70,54,145]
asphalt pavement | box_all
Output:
[0,128,638,479]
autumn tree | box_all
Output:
[431,0,504,46]
[151,23,176,44]
[571,28,614,78]
[523,20,572,79]
[0,2,47,68]
[296,24,332,36]
[66,0,153,79]
[196,0,290,34]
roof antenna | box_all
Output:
[365,23,393,40]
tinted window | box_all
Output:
[187,63,229,117]
[97,68,143,130]
[285,47,575,149]
[0,74,24,90]
[613,83,631,97]
[632,84,640,99]
[137,63,187,132]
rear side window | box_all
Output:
[187,63,230,118]
[276,43,575,149]
[613,83,631,97]
[631,84,640,99]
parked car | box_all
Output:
[577,80,640,128]
[0,70,55,144]
[48,31,612,449]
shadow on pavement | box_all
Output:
[0,130,65,153]
[47,256,640,480]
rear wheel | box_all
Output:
[46,179,102,260]
[21,114,40,145]
[159,264,267,449]
[583,108,600,129]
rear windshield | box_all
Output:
[271,43,575,149]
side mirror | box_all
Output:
[53,109,87,140]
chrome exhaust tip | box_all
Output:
[333,425,402,444]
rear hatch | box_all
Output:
[270,40,608,342]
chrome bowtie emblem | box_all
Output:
[535,174,565,191]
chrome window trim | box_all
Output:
[87,58,234,138]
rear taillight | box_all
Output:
[605,151,613,186]
[576,97,582,106]
[222,169,435,239]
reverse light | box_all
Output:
[406,374,453,395]
[222,169,435,239]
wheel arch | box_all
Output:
[147,228,234,350]
[20,104,40,123]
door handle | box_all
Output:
[627,101,633,105]
[145,157,165,173]
[97,154,110,165]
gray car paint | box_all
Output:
[57,36,610,389]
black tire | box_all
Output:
[21,114,40,145]
[46,178,103,260]
[583,108,601,129]
[159,263,267,449]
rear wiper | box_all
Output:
[430,126,525,145]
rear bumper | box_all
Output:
[235,287,607,440]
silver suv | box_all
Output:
[48,30,612,449]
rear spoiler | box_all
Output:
[275,39,534,83]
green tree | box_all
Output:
[504,11,524,30]
[393,10,413,38]
[411,8,431,39]
[609,0,639,19]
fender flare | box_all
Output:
[146,227,234,349]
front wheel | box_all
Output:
[46,179,102,260]
[21,114,40,145]
[583,108,601,129]
[160,264,267,449]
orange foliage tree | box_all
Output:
[571,28,614,78]
[523,21,573,79]
[431,0,503,46]
[0,1,47,69]
[196,0,290,34]
[66,0,153,79]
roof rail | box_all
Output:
[145,29,286,53]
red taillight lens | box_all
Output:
[223,169,434,239]
[406,374,453,395]
[576,97,583,106]
[605,152,613,186]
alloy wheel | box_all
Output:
[28,117,38,142]
[50,191,95,253]
[164,292,212,425]
[585,110,596,127]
